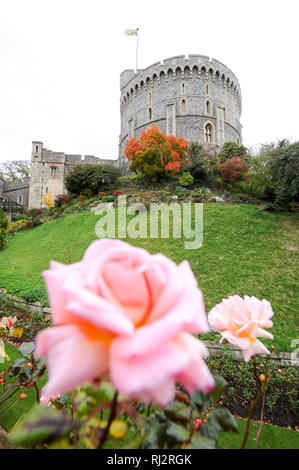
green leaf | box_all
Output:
[82,381,115,404]
[190,390,210,412]
[166,422,189,445]
[186,433,216,449]
[9,358,26,376]
[200,422,218,442]
[19,341,35,358]
[210,375,228,404]
[141,424,166,449]
[209,408,238,433]
[165,401,191,423]
[10,404,76,447]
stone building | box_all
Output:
[0,175,30,209]
[118,54,242,171]
[28,142,116,209]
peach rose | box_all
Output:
[35,239,214,405]
[208,295,274,361]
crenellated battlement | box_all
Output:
[120,54,241,102]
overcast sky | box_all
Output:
[0,0,298,162]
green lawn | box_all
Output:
[0,342,47,431]
[218,416,299,449]
[0,204,298,351]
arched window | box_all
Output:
[205,124,214,143]
[181,82,185,94]
[206,101,211,114]
[206,84,209,94]
[148,92,152,104]
[148,107,152,121]
[181,99,186,114]
[18,195,22,205]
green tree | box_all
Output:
[218,142,250,163]
[65,164,120,196]
[269,141,299,209]
[0,208,9,251]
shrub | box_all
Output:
[220,157,249,183]
[125,126,188,180]
[0,208,8,250]
[186,142,217,185]
[65,164,120,196]
[269,141,299,210]
[42,192,55,209]
[178,171,194,187]
[117,175,139,188]
[54,194,71,207]
[218,141,250,163]
[8,219,28,234]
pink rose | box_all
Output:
[208,295,274,361]
[35,240,214,405]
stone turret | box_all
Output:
[118,54,242,171]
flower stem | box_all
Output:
[97,391,118,449]
[240,355,262,449]
[255,356,270,448]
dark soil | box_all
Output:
[0,299,50,344]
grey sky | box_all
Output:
[0,0,298,162]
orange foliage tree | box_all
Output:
[125,126,189,180]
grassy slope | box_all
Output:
[0,204,298,351]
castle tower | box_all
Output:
[28,141,67,210]
[118,55,242,171]
[28,141,44,209]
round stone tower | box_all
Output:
[118,54,242,171]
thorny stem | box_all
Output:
[97,391,119,449]
[255,355,270,448]
[0,386,21,405]
[0,396,19,417]
[34,383,40,404]
[240,355,263,449]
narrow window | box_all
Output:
[18,195,22,204]
[181,99,186,114]
[181,82,185,94]
[205,124,213,143]
[148,92,152,104]
[223,107,226,121]
[35,145,38,152]
[51,167,57,176]
[206,101,210,114]
[236,137,240,145]
[148,107,152,121]
[46,187,48,194]
[206,84,209,94]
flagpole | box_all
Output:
[136,28,139,72]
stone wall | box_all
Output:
[3,178,30,208]
[28,142,117,210]
[119,54,242,170]
[0,177,4,201]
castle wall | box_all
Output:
[28,142,117,210]
[119,54,242,170]
[3,178,30,208]
[0,178,4,201]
